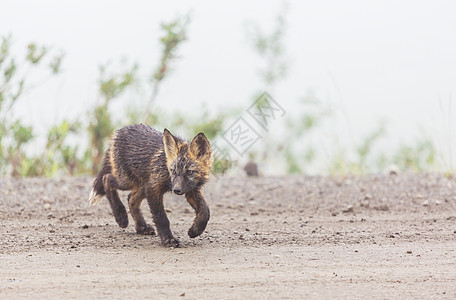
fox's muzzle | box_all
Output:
[172,176,185,195]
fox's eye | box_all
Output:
[186,170,194,175]
[171,169,176,175]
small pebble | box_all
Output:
[343,205,354,213]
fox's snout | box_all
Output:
[173,187,183,195]
[172,176,185,195]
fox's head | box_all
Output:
[163,129,212,195]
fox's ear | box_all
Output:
[190,132,212,164]
[163,129,180,166]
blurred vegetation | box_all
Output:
[247,3,288,86]
[144,15,190,122]
[0,10,446,177]
[0,35,65,176]
[88,62,137,174]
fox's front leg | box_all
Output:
[146,188,179,247]
[185,189,210,238]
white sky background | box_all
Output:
[1,0,456,172]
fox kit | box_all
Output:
[88,124,212,247]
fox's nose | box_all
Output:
[173,188,182,195]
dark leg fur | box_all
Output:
[146,186,179,247]
[185,189,210,238]
[102,174,128,228]
[128,189,155,235]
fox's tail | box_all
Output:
[88,173,105,206]
[88,188,103,206]
[88,152,110,206]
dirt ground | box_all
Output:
[1,173,456,299]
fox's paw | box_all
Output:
[188,225,202,238]
[115,213,129,228]
[136,224,156,236]
[162,237,180,248]
[188,221,207,238]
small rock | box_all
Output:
[180,292,185,297]
[422,200,429,206]
[406,250,412,254]
[244,161,259,177]
[360,200,370,208]
[81,225,89,229]
[388,165,399,176]
[342,205,354,213]
[374,205,390,211]
[331,212,338,217]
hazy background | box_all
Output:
[1,0,456,175]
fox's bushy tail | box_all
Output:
[88,174,105,205]
[88,151,111,206]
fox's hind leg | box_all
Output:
[128,188,155,235]
[102,174,129,228]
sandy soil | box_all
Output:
[1,173,456,299]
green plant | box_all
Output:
[0,35,63,176]
[246,3,288,86]
[284,91,331,172]
[328,123,386,175]
[88,61,137,174]
[356,122,386,173]
[393,138,436,172]
[245,3,290,173]
[143,14,190,122]
[46,120,87,175]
